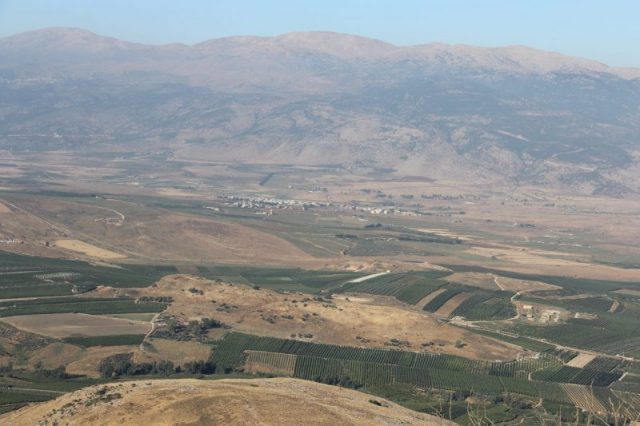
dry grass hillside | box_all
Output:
[98,275,523,360]
[0,378,452,426]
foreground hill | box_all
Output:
[2,28,640,193]
[0,378,451,425]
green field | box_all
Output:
[209,331,629,411]
[0,297,166,317]
[0,251,177,300]
[196,265,361,294]
[335,271,449,304]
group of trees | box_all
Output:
[312,375,362,389]
[157,316,225,341]
[35,364,70,379]
[98,353,174,378]
[97,353,216,378]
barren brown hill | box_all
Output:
[101,275,523,360]
[0,378,452,426]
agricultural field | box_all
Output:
[0,251,177,300]
[0,297,166,317]
[211,331,639,419]
[196,265,362,294]
[54,239,126,260]
[335,271,449,304]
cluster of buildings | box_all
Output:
[221,194,325,211]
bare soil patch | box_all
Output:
[27,343,84,369]
[566,353,596,368]
[65,345,141,377]
[27,343,139,377]
[492,276,561,293]
[2,313,149,338]
[134,338,212,365]
[415,228,473,241]
[55,239,126,260]
[467,246,583,267]
[446,272,561,293]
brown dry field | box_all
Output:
[466,245,589,267]
[27,342,140,376]
[426,253,640,282]
[0,378,452,426]
[566,353,597,368]
[54,239,126,260]
[99,275,524,361]
[447,272,561,293]
[2,196,315,264]
[414,228,474,241]
[1,313,150,339]
[134,338,212,365]
[446,272,501,290]
[2,172,640,283]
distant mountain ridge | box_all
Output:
[2,28,638,81]
[1,28,640,194]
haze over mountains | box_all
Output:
[2,28,640,194]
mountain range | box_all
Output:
[2,28,640,193]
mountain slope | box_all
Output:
[0,378,451,425]
[1,28,639,192]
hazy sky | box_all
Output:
[1,0,638,67]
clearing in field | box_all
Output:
[55,239,126,260]
[414,228,473,241]
[566,353,597,368]
[27,342,140,376]
[1,313,150,338]
[416,288,447,309]
[447,272,561,293]
[347,271,390,283]
[434,292,472,317]
[134,337,212,365]
[65,345,141,377]
[466,246,584,267]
